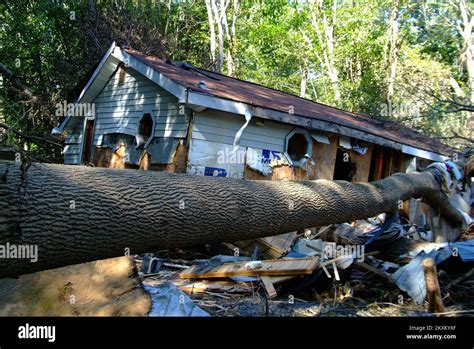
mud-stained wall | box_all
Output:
[148,142,188,173]
[91,140,188,173]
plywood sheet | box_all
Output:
[352,147,373,182]
[311,135,338,180]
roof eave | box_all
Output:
[186,90,448,161]
[54,42,118,134]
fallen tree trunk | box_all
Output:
[0,161,465,278]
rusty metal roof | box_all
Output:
[124,48,452,156]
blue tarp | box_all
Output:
[453,239,474,262]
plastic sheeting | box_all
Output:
[143,283,209,317]
[392,248,452,305]
[453,239,474,262]
[392,239,474,304]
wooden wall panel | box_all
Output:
[311,135,338,180]
[352,147,373,182]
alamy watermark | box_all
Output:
[379,101,421,119]
[55,101,95,117]
[0,242,38,262]
[216,147,281,165]
[18,323,55,343]
[324,243,365,262]
[217,147,246,165]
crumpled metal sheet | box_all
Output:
[142,282,209,317]
[392,239,474,305]
[392,248,452,305]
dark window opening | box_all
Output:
[287,133,309,162]
[139,113,153,140]
[368,147,398,181]
[82,119,95,163]
[369,146,383,181]
[333,148,356,181]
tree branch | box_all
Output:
[0,63,40,103]
[0,123,62,147]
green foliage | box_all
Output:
[0,0,471,158]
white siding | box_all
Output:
[62,66,190,165]
[92,67,189,146]
[192,109,293,152]
[63,116,84,165]
[187,139,245,179]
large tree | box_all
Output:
[0,161,465,279]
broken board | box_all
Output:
[180,257,319,279]
[258,232,298,258]
[260,276,278,298]
[234,231,297,259]
[142,277,254,294]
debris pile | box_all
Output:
[134,217,474,316]
[135,159,473,317]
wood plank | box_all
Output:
[352,147,373,182]
[383,150,395,178]
[179,257,319,279]
[391,151,406,173]
[354,261,394,283]
[260,276,277,298]
[264,275,296,284]
[230,232,297,259]
[178,280,254,294]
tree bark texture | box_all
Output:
[0,161,465,278]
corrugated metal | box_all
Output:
[192,109,292,152]
[392,239,474,304]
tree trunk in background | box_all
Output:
[300,62,308,98]
[205,0,217,69]
[210,0,229,74]
[0,161,465,278]
[386,0,399,107]
[458,0,474,137]
[310,0,341,101]
[224,0,239,76]
[0,63,39,102]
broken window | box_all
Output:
[102,133,134,148]
[138,113,154,145]
[334,148,356,181]
[285,129,312,166]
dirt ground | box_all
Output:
[0,256,151,316]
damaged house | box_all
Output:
[54,42,453,183]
